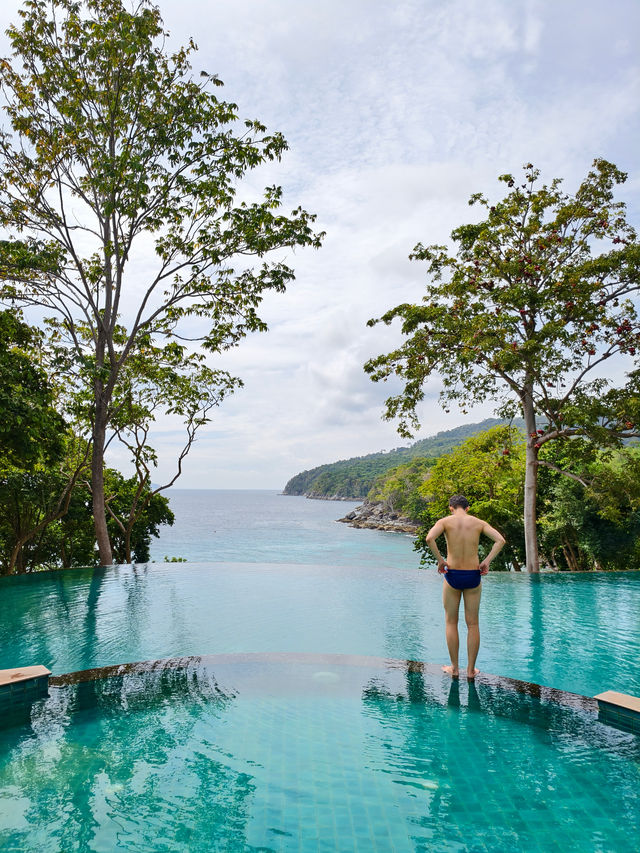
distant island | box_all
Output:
[283,418,523,500]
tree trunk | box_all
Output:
[522,383,540,573]
[124,524,133,564]
[9,539,26,574]
[562,542,577,572]
[92,405,113,567]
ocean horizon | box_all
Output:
[149,488,419,569]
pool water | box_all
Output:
[1,657,638,852]
[1,562,640,851]
[1,563,639,699]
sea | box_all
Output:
[148,488,419,569]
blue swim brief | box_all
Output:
[444,568,481,590]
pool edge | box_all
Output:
[48,651,599,714]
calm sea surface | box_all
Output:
[148,489,415,567]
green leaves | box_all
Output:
[537,441,640,570]
[413,426,526,570]
[366,160,640,442]
[0,0,323,562]
[0,0,323,348]
[0,308,67,467]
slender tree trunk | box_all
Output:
[9,539,26,574]
[92,397,113,567]
[562,542,577,572]
[522,382,540,573]
[565,538,581,571]
[124,524,133,564]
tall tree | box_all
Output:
[102,331,236,563]
[0,0,322,565]
[365,160,640,571]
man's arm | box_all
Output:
[425,519,447,573]
[478,522,506,574]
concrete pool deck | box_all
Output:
[595,689,640,733]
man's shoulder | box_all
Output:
[438,513,486,529]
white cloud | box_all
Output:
[0,0,638,487]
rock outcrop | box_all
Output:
[306,493,358,501]
[337,500,419,534]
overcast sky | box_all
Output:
[1,0,639,489]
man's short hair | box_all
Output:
[448,494,469,510]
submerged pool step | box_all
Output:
[0,666,50,713]
[594,690,640,734]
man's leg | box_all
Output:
[442,580,462,677]
[462,584,482,678]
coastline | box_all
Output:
[281,492,361,501]
[281,492,419,534]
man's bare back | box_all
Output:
[429,512,501,572]
[425,495,505,680]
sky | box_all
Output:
[1,0,639,489]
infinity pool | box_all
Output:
[1,564,639,851]
[1,563,639,697]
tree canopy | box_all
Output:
[365,425,640,572]
[406,426,525,571]
[0,309,176,573]
[0,308,89,573]
[366,160,640,571]
[0,0,323,565]
[0,308,65,466]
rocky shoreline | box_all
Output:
[337,500,419,534]
[306,494,359,501]
[281,492,359,501]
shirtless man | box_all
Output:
[425,495,505,679]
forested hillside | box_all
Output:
[283,418,522,498]
[363,424,640,572]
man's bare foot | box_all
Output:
[442,665,459,678]
[466,668,479,679]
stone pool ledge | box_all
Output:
[0,666,50,712]
[595,690,640,734]
[5,654,638,739]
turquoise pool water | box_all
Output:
[1,562,639,699]
[1,657,638,852]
